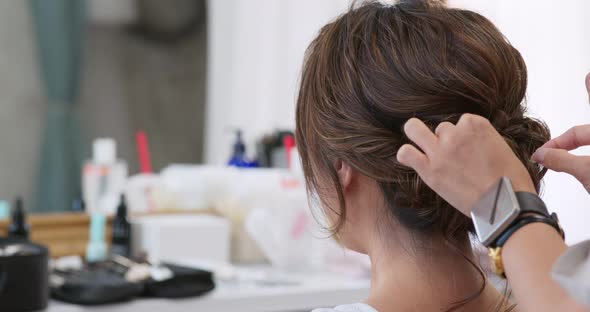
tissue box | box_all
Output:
[131,214,230,263]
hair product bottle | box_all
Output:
[8,197,30,240]
[111,195,131,257]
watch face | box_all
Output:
[471,177,521,246]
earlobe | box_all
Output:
[336,160,353,190]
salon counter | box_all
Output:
[47,266,370,312]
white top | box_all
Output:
[313,303,378,312]
[552,240,590,307]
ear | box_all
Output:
[335,159,354,191]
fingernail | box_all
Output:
[532,148,547,163]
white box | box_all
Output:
[131,214,230,264]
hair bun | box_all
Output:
[493,114,550,189]
[399,0,447,8]
[491,110,511,130]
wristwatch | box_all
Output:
[471,177,564,277]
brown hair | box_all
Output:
[295,0,548,310]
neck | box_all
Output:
[365,233,504,312]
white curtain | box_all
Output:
[206,0,590,243]
[205,0,349,165]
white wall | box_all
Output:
[206,0,590,244]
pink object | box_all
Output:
[283,135,295,170]
[136,131,152,173]
[290,210,308,239]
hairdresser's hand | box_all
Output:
[397,115,536,216]
[532,73,590,192]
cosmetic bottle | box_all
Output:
[8,197,30,240]
[111,195,131,257]
[86,212,107,262]
[82,138,128,214]
[228,130,251,167]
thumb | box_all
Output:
[535,147,590,183]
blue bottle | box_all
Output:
[228,130,249,167]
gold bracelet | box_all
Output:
[488,247,505,278]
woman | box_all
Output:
[295,0,549,311]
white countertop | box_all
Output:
[47,265,370,312]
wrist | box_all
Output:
[502,222,567,273]
[504,222,565,252]
[501,222,571,312]
[489,216,564,277]
[510,177,537,194]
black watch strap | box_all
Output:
[492,215,562,248]
[515,192,550,216]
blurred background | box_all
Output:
[0,0,588,311]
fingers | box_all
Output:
[534,147,590,182]
[397,144,428,173]
[435,121,455,137]
[535,73,590,165]
[457,113,491,129]
[537,125,590,151]
[404,118,437,154]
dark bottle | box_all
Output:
[8,197,30,240]
[111,195,132,257]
